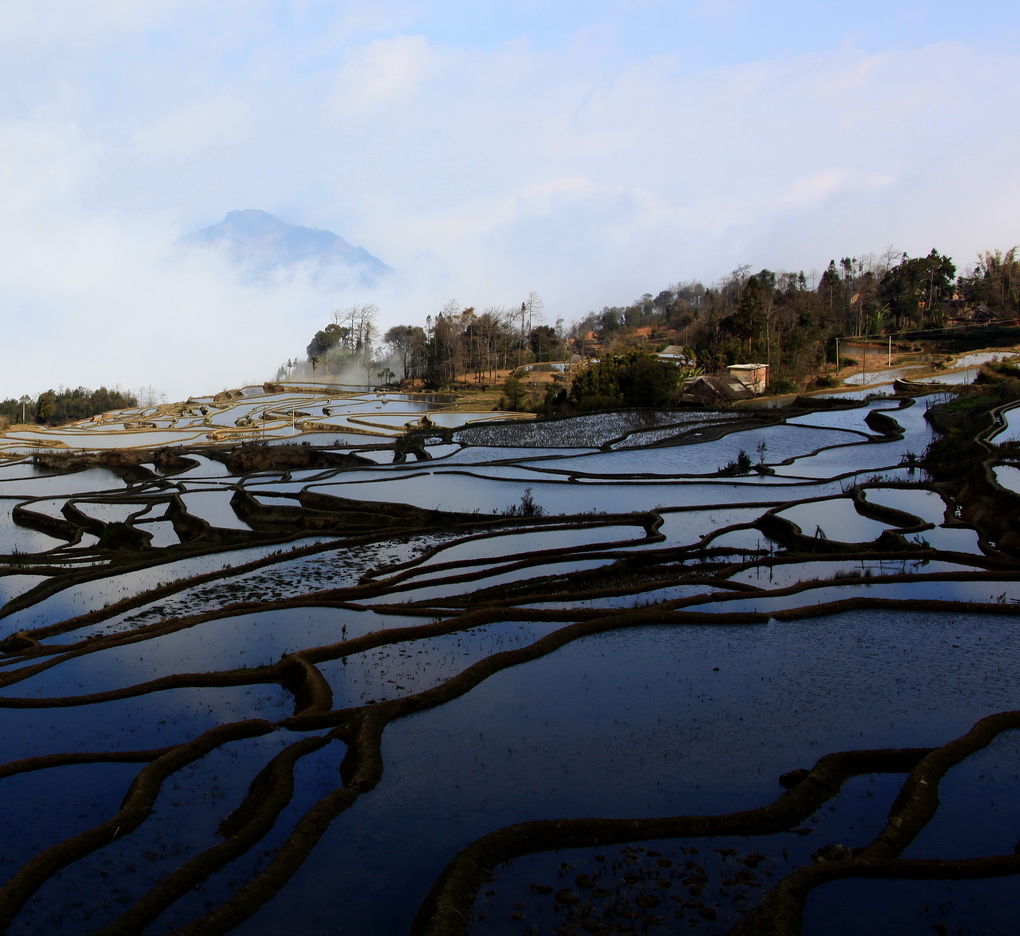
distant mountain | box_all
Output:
[183,209,391,286]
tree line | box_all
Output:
[286,246,1019,398]
[287,294,553,389]
[579,246,1019,394]
[0,386,138,428]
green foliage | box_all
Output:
[957,248,1020,315]
[765,375,800,395]
[722,449,754,473]
[537,384,568,416]
[921,434,986,481]
[878,249,956,329]
[922,364,1020,480]
[384,324,426,381]
[304,306,378,378]
[288,243,1016,401]
[0,387,138,427]
[978,359,1020,382]
[529,325,560,360]
[946,395,997,412]
[306,323,348,359]
[570,351,681,409]
[498,373,528,411]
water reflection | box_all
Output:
[0,383,1016,936]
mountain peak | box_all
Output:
[184,210,391,286]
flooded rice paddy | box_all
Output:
[0,381,1018,935]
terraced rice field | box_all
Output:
[0,382,1018,935]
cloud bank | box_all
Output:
[1,1,1017,401]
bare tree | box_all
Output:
[878,244,902,278]
[524,290,544,334]
[354,305,378,383]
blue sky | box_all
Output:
[1,0,1017,399]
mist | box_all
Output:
[1,4,1018,404]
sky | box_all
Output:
[2,0,1018,402]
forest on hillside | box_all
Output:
[286,246,1020,399]
[0,386,138,429]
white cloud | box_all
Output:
[0,117,96,216]
[693,0,755,28]
[129,92,258,164]
[0,216,334,401]
[782,169,891,207]
[0,3,1018,399]
[0,0,200,50]
[325,34,444,117]
[0,114,334,400]
[305,0,417,51]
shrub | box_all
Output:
[502,488,545,517]
[722,449,753,473]
[570,351,681,410]
[766,376,800,395]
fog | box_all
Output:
[1,3,1017,402]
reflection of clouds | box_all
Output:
[0,502,67,555]
[7,608,347,697]
[413,525,644,567]
[69,501,140,524]
[362,558,613,605]
[0,572,46,607]
[700,580,1020,615]
[178,490,251,530]
[1,430,210,452]
[135,519,180,548]
[3,379,1020,932]
[656,506,766,548]
[0,540,336,637]
[0,469,125,497]
[0,687,290,761]
[994,465,1020,493]
[319,622,552,708]
[861,488,946,526]
[729,558,978,589]
[776,498,893,542]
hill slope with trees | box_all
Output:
[280,244,1020,407]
